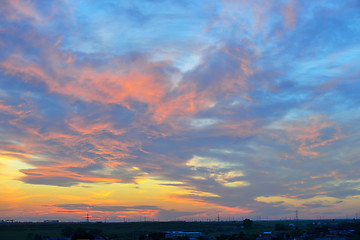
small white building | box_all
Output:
[165,231,203,240]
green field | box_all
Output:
[0,219,359,240]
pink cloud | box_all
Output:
[2,0,43,24]
[281,115,343,157]
[0,101,24,116]
[282,0,297,29]
[309,170,342,180]
[215,119,261,137]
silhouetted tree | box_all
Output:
[243,219,253,229]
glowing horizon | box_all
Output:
[1,0,360,222]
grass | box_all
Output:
[0,219,358,240]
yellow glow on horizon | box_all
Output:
[0,152,247,219]
[0,153,33,184]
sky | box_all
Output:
[0,0,360,222]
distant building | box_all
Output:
[44,220,60,223]
[0,219,15,223]
[165,231,203,240]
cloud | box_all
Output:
[0,0,44,24]
[45,203,201,221]
[281,0,297,29]
[1,0,360,220]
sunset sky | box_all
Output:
[1,0,360,222]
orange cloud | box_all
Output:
[66,116,126,136]
[0,26,258,132]
[309,170,342,180]
[1,47,213,125]
[151,88,214,123]
[0,101,24,115]
[278,115,344,157]
[20,167,123,184]
[168,194,252,217]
